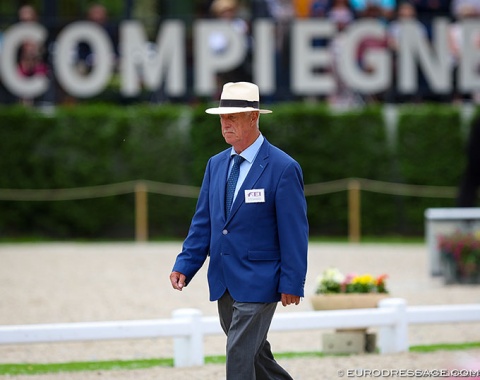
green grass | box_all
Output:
[1,342,478,376]
[0,358,173,376]
[410,341,480,352]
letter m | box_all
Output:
[120,20,185,97]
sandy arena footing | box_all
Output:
[0,242,479,379]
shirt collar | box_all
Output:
[230,134,264,164]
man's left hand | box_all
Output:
[281,293,301,307]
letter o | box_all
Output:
[54,21,114,97]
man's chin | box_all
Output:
[223,135,236,145]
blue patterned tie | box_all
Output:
[225,155,245,218]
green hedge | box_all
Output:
[0,103,473,239]
[394,104,465,234]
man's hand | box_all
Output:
[281,293,301,307]
[170,271,187,291]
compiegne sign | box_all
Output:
[1,18,480,99]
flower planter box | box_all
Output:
[438,231,480,284]
[311,268,390,354]
[310,293,389,311]
[311,293,389,354]
[322,330,366,355]
[441,253,480,285]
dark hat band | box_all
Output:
[219,99,259,108]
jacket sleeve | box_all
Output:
[275,160,309,297]
[171,160,212,284]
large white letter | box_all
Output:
[398,18,451,94]
[120,20,185,97]
[252,20,276,94]
[291,20,336,95]
[338,20,391,93]
[54,21,114,97]
[194,20,248,95]
[0,22,48,97]
[459,20,480,93]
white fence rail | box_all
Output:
[1,298,479,368]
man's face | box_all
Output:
[220,112,258,149]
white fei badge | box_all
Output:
[245,189,265,203]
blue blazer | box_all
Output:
[172,138,308,303]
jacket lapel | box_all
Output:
[227,140,270,220]
[218,151,232,220]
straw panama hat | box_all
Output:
[205,82,273,115]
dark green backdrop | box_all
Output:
[0,103,471,239]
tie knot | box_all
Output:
[233,155,244,166]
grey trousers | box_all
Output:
[217,291,293,380]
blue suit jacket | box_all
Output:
[172,138,308,303]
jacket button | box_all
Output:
[222,229,228,235]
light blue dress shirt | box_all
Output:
[228,134,264,204]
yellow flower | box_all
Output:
[315,268,389,294]
[351,274,374,285]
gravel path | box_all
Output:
[0,242,479,379]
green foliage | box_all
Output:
[396,104,464,186]
[0,104,195,238]
[395,104,465,232]
[0,103,473,239]
[263,104,393,235]
[189,103,230,183]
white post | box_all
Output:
[377,298,408,354]
[172,308,204,367]
[425,209,440,276]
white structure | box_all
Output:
[425,208,480,275]
[0,298,479,367]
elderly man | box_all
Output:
[170,82,308,380]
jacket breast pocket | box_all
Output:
[248,250,280,261]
